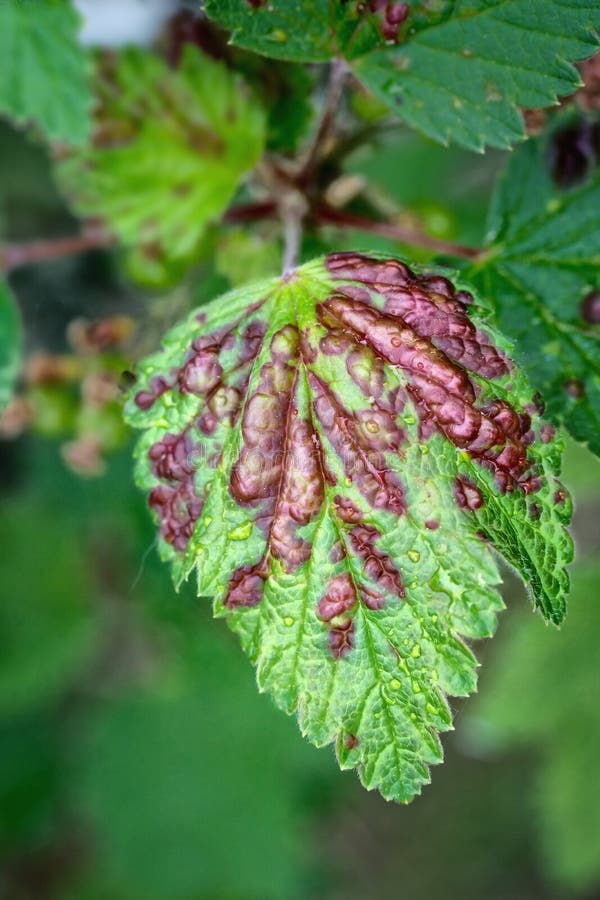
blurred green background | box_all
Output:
[2,13,600,898]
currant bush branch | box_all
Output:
[0,201,482,272]
[280,192,308,273]
[315,204,483,261]
[298,57,349,183]
[0,224,113,272]
[0,203,277,273]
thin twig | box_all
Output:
[0,226,114,271]
[0,203,279,273]
[224,199,278,224]
[282,213,302,274]
[280,193,308,274]
[0,199,483,274]
[299,58,349,181]
[316,204,483,261]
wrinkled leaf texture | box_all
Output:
[125,253,572,801]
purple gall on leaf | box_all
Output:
[125,252,572,803]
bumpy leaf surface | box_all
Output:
[0,280,21,412]
[0,0,92,145]
[354,0,600,151]
[470,132,600,455]
[58,46,265,268]
[125,253,572,801]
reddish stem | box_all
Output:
[0,226,114,271]
[0,203,278,273]
[0,200,481,272]
[224,200,277,223]
[316,204,482,261]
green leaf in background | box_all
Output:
[470,129,600,455]
[207,0,599,150]
[471,565,600,893]
[206,0,470,63]
[0,0,92,145]
[354,0,600,151]
[125,252,571,802]
[205,0,389,62]
[58,45,265,271]
[0,279,21,411]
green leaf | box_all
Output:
[208,0,599,150]
[58,46,265,268]
[125,252,572,802]
[205,0,389,62]
[469,131,600,455]
[0,0,92,145]
[0,279,21,412]
[472,564,600,892]
[354,0,600,151]
[206,0,464,62]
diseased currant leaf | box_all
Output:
[469,130,600,455]
[0,0,92,146]
[57,46,265,269]
[0,280,21,412]
[353,0,600,151]
[125,252,572,802]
